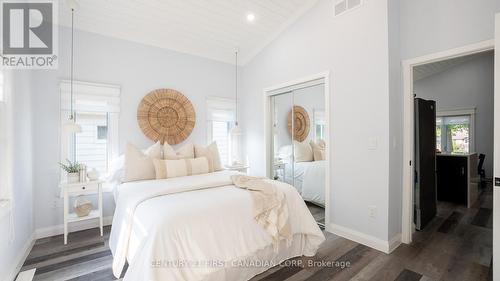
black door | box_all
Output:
[414,98,437,230]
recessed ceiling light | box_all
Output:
[246,13,255,22]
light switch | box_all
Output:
[368,137,378,150]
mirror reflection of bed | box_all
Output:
[270,82,326,228]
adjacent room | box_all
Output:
[411,50,494,275]
[0,0,499,281]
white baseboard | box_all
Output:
[388,233,402,253]
[329,223,401,254]
[7,232,35,281]
[35,216,113,240]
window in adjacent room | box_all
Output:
[313,109,326,141]
[436,112,474,154]
[61,81,120,177]
[206,97,236,166]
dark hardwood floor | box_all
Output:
[306,202,325,225]
[19,188,493,281]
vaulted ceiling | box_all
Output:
[414,51,494,81]
[59,0,319,64]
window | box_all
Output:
[61,81,120,176]
[206,97,236,166]
[75,113,109,174]
[313,109,326,141]
[97,125,108,141]
[436,110,474,154]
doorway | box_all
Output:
[263,72,331,229]
[401,41,495,245]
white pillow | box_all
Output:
[106,155,125,183]
[294,140,313,162]
[310,140,326,161]
[164,142,195,159]
[153,157,210,179]
[194,141,223,172]
[123,142,163,182]
[106,142,165,183]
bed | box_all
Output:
[109,170,325,281]
[279,161,326,206]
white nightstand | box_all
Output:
[59,180,104,244]
[274,162,286,182]
[224,165,249,174]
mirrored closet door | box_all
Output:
[269,80,327,224]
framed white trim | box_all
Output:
[263,71,331,231]
[402,40,494,244]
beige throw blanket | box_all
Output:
[231,175,291,247]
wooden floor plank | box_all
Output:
[471,208,492,228]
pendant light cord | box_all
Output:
[235,51,238,126]
[70,8,74,120]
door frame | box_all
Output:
[263,71,331,231]
[401,40,494,244]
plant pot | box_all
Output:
[67,172,79,183]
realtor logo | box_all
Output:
[1,0,58,69]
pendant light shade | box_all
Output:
[230,123,242,135]
[64,119,82,133]
[64,3,81,134]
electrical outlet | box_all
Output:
[368,205,377,218]
[368,137,378,150]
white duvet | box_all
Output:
[282,161,326,206]
[109,171,325,281]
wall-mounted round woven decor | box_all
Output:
[287,106,310,142]
[137,89,196,145]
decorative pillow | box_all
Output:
[164,142,195,160]
[123,142,163,182]
[194,142,223,172]
[294,140,313,162]
[317,139,326,149]
[310,140,326,161]
[153,157,210,179]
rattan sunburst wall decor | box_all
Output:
[287,105,310,142]
[137,89,196,145]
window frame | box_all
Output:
[60,80,120,177]
[436,108,475,153]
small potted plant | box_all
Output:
[59,159,81,183]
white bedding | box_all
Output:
[281,161,326,206]
[109,171,324,281]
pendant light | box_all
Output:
[230,50,242,136]
[63,0,81,134]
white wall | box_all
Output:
[242,0,392,242]
[387,0,402,241]
[400,0,500,60]
[31,26,237,231]
[0,71,34,280]
[414,52,494,177]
